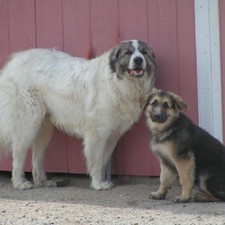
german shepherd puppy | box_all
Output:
[143,89,225,203]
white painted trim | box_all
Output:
[195,0,223,142]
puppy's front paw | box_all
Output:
[149,191,166,200]
[173,195,191,203]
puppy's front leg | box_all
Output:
[150,162,176,200]
[174,153,195,203]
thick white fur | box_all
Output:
[0,42,154,190]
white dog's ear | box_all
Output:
[150,51,157,70]
[109,47,121,73]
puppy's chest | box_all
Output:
[151,140,176,164]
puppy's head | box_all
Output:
[109,40,156,79]
[142,89,188,131]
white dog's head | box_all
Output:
[109,40,156,79]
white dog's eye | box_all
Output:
[125,51,132,55]
[141,50,147,55]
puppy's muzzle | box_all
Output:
[151,112,168,123]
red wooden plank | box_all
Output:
[44,130,68,173]
[67,137,86,174]
[36,0,63,49]
[0,0,9,67]
[89,0,119,56]
[177,0,198,123]
[0,155,12,171]
[8,0,36,52]
[146,0,182,175]
[219,0,225,143]
[147,0,179,92]
[111,140,124,175]
[115,0,155,176]
[115,118,156,176]
[35,0,68,172]
[67,0,120,174]
[118,0,148,42]
[1,0,36,171]
[63,0,91,57]
[63,0,90,173]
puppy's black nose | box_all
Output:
[134,57,143,65]
[151,112,167,123]
[154,114,161,121]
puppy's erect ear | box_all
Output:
[109,46,121,73]
[168,91,188,111]
[140,88,159,111]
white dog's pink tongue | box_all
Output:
[128,69,144,76]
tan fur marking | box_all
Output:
[174,153,195,202]
[151,141,176,162]
[150,162,177,199]
[194,175,221,202]
[194,191,221,202]
[153,142,195,202]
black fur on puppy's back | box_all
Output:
[165,112,225,174]
[188,117,225,173]
[166,112,225,200]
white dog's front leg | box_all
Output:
[90,167,114,191]
[84,135,117,190]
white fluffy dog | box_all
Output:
[0,40,156,190]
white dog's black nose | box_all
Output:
[134,56,143,65]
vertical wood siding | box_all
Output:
[220,0,225,143]
[0,0,197,176]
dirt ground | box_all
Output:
[0,173,225,225]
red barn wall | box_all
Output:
[0,0,198,176]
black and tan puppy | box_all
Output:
[143,89,225,203]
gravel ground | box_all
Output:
[0,173,225,225]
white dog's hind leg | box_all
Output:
[10,89,47,190]
[12,145,34,190]
[11,114,44,190]
[84,136,118,190]
[11,125,41,190]
[32,119,56,188]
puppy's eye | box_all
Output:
[163,102,169,109]
[151,100,158,106]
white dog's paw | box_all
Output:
[91,180,114,191]
[101,181,114,190]
[13,180,33,190]
[34,179,57,188]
